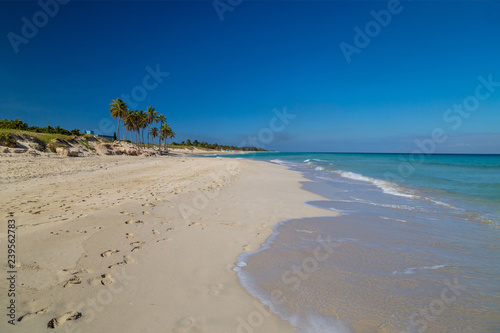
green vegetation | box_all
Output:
[175,139,267,152]
[110,98,175,151]
[109,98,127,141]
[1,105,268,152]
[47,140,68,153]
[0,118,81,136]
[0,128,73,144]
[0,132,17,147]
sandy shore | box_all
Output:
[0,154,336,332]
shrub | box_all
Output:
[0,133,17,147]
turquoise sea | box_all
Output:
[221,153,500,332]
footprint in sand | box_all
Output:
[47,311,82,329]
[152,229,160,235]
[108,262,126,269]
[109,256,133,269]
[126,233,135,239]
[131,246,142,252]
[101,273,113,285]
[130,241,145,247]
[156,238,170,243]
[208,283,226,296]
[142,211,150,215]
[125,219,143,225]
[142,202,155,207]
[18,307,49,322]
[63,276,81,288]
[63,268,87,274]
[173,315,205,333]
[101,250,120,257]
[188,222,207,227]
[120,211,134,216]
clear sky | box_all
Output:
[1,0,499,153]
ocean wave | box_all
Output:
[315,166,325,171]
[380,216,409,223]
[392,264,447,275]
[423,197,455,208]
[304,159,311,163]
[270,159,287,165]
[334,170,417,199]
[349,197,419,211]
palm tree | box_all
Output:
[160,123,175,151]
[159,124,167,151]
[166,125,175,151]
[157,114,166,128]
[127,110,139,145]
[150,127,158,148]
[156,114,166,148]
[146,106,158,148]
[138,110,147,147]
[123,110,135,141]
[109,98,128,141]
[122,110,132,141]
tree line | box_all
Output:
[0,118,82,136]
[177,139,267,152]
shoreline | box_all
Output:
[0,155,337,332]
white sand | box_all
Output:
[0,154,337,332]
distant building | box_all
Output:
[85,130,94,135]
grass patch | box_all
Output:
[80,138,91,149]
[47,141,69,153]
[0,128,74,144]
[0,132,17,147]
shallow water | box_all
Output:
[226,153,500,332]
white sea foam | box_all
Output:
[424,197,455,208]
[304,159,311,163]
[270,159,286,165]
[233,261,247,272]
[393,264,447,275]
[349,196,418,211]
[335,170,417,199]
[288,313,352,333]
[315,166,324,171]
[380,216,409,223]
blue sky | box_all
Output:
[1,0,499,153]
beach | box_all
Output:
[0,154,337,332]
